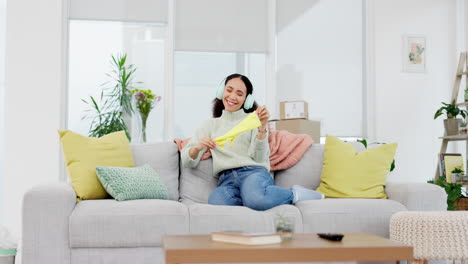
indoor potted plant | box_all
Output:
[274,214,294,240]
[427,176,464,210]
[82,53,140,140]
[434,100,467,136]
[450,167,463,183]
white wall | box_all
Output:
[372,0,457,182]
[3,0,65,236]
[0,0,6,224]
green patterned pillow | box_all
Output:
[96,164,168,201]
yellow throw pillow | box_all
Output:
[316,135,397,198]
[58,130,135,201]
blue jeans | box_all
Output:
[208,166,293,211]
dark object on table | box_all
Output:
[317,233,344,241]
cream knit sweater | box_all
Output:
[181,109,270,176]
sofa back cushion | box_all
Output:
[179,158,218,203]
[275,142,365,190]
[131,142,179,200]
[179,141,366,202]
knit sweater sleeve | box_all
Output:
[248,129,270,163]
[181,120,212,168]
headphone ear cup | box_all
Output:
[243,94,254,110]
[216,85,224,100]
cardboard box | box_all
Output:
[268,119,320,143]
[280,101,308,120]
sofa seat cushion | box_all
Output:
[69,199,189,248]
[187,202,303,234]
[296,198,406,238]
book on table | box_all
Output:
[211,231,281,245]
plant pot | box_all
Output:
[274,216,295,240]
[444,118,460,136]
[451,173,461,183]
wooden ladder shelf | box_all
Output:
[435,51,468,180]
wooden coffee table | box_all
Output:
[162,233,413,264]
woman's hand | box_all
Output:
[256,105,270,128]
[189,136,217,160]
[195,136,217,151]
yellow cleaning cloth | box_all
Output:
[214,112,262,150]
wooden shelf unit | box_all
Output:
[435,51,468,180]
[439,135,468,141]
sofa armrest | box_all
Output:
[20,183,76,264]
[386,182,447,211]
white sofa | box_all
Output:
[20,141,447,264]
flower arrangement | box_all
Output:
[131,89,161,142]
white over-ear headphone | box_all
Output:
[216,84,255,110]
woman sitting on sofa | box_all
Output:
[181,73,323,211]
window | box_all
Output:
[67,20,166,142]
[277,0,364,138]
[173,52,266,138]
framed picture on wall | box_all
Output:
[402,35,426,73]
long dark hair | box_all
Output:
[212,73,258,118]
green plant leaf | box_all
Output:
[434,100,466,120]
[427,179,463,210]
[357,139,367,148]
[81,53,141,140]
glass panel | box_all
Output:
[174,51,266,139]
[277,0,363,137]
[68,20,166,142]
